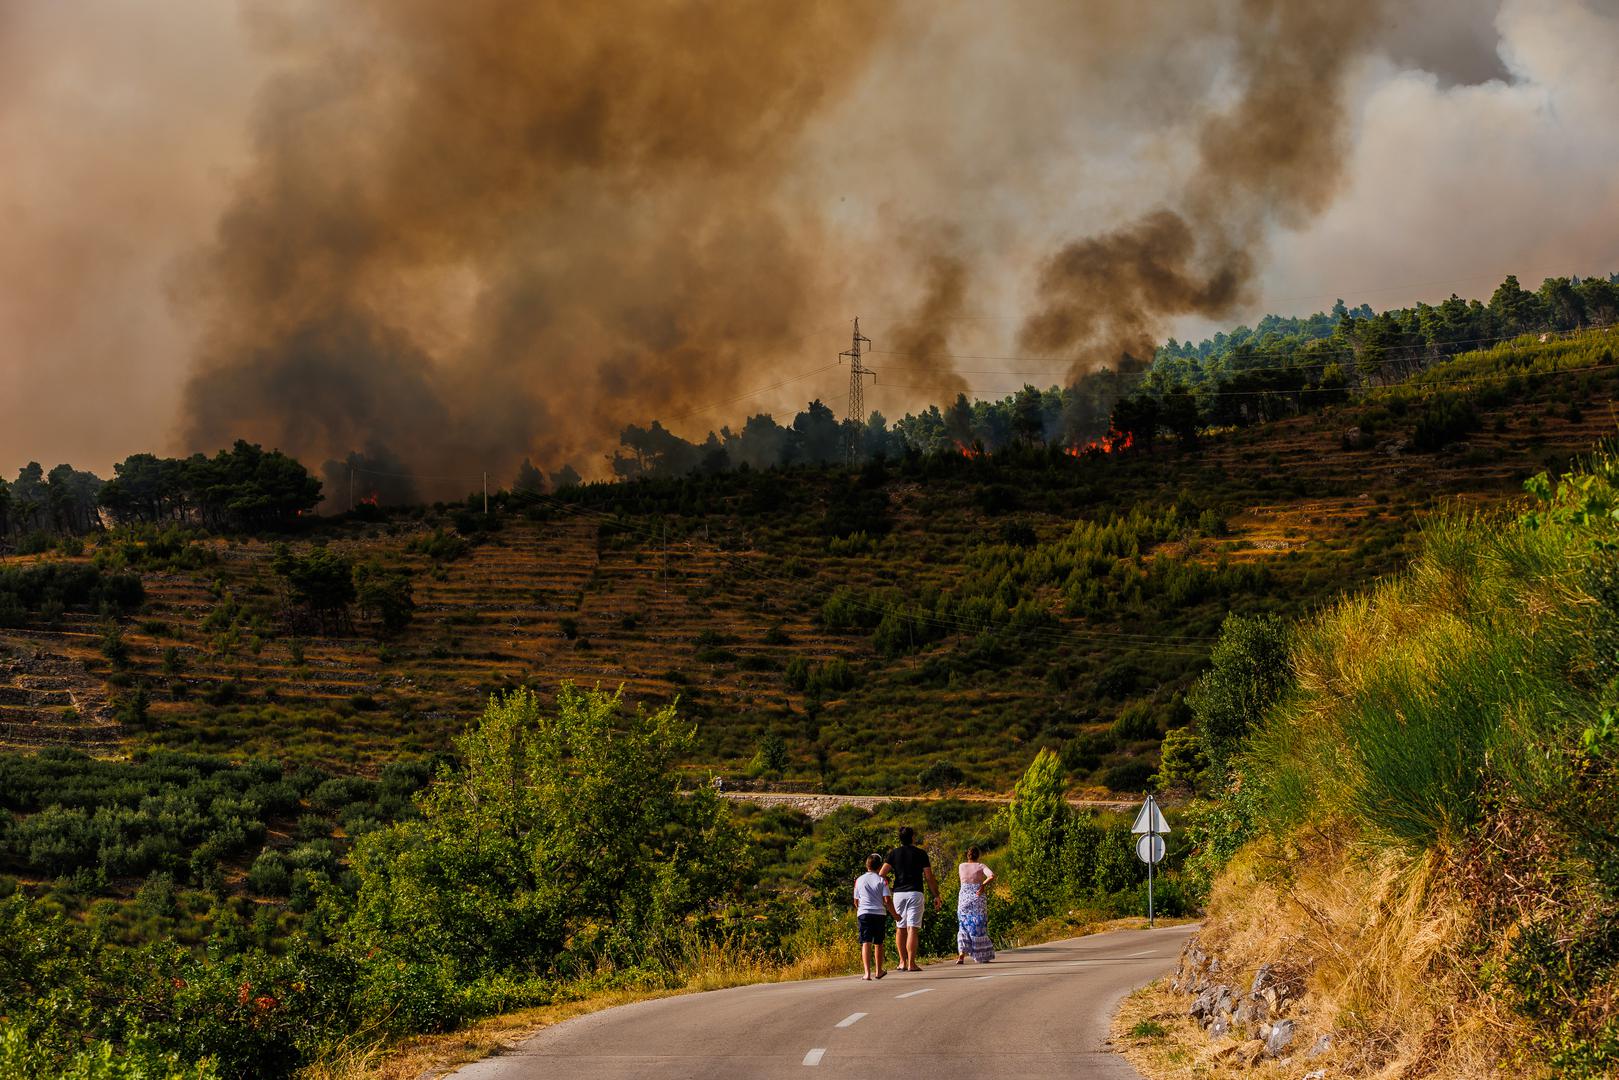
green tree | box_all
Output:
[1003,749,1069,919]
[1160,386,1200,449]
[1188,613,1291,773]
[353,560,414,637]
[270,545,356,633]
[1488,275,1547,337]
[99,622,130,670]
[803,812,883,908]
[1537,276,1585,330]
[1154,726,1209,793]
[184,441,322,529]
[1012,385,1046,444]
[792,400,844,465]
[749,729,790,777]
[98,453,185,524]
[1110,394,1160,451]
[347,686,745,989]
[9,464,46,535]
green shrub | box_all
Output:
[346,686,746,985]
[247,851,292,897]
[1100,760,1154,794]
[1154,727,1208,793]
[1188,613,1290,774]
[918,760,965,791]
[748,730,790,778]
[1111,700,1159,742]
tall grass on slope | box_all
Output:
[1247,484,1606,850]
[1220,451,1619,1074]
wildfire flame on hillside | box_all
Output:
[1064,430,1134,456]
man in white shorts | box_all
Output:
[880,825,941,972]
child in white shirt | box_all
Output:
[852,852,898,980]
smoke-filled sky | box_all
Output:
[2,0,1617,484]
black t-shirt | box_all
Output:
[885,844,930,893]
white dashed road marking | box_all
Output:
[895,987,934,998]
[803,1048,826,1066]
[835,1012,866,1028]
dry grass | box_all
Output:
[1117,824,1538,1080]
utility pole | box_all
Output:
[482,471,488,515]
[838,317,875,462]
[348,465,355,513]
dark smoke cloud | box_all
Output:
[1018,0,1383,377]
[0,0,1580,486]
[879,251,972,402]
[181,0,892,493]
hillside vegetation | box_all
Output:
[1,324,1617,1078]
[1124,452,1619,1077]
[1,331,1614,794]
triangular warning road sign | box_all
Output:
[1131,796,1171,835]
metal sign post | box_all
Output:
[1131,794,1170,928]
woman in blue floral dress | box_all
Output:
[954,846,995,964]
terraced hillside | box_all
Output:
[2,333,1615,791]
[0,643,120,753]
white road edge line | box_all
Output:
[835,1012,867,1028]
[895,987,934,999]
[803,1048,826,1066]
[972,975,995,980]
[1125,950,1158,958]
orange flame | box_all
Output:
[1064,429,1134,456]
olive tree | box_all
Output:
[347,685,746,993]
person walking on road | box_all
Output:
[880,826,940,972]
[853,853,897,980]
[954,845,995,965]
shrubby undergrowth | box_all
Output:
[1175,451,1619,1074]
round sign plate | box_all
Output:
[1135,833,1166,865]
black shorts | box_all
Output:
[857,913,887,944]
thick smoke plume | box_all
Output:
[181,0,889,493]
[881,252,972,403]
[10,1,1617,481]
[159,0,1580,490]
[1019,0,1383,378]
[180,0,1394,491]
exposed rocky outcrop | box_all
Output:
[1171,937,1320,1065]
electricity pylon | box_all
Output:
[839,317,875,461]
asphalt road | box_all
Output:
[452,923,1196,1080]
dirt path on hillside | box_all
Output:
[718,790,1137,819]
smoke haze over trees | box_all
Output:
[600,271,1619,478]
[3,1,1619,490]
[2,442,321,545]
